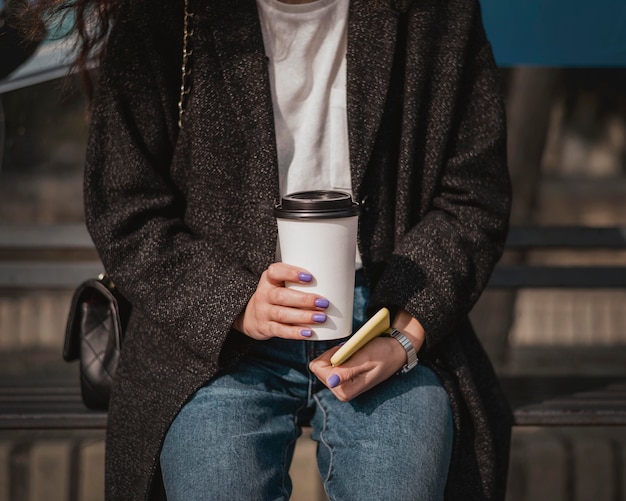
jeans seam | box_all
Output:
[313,393,335,496]
[280,422,301,500]
[306,341,314,402]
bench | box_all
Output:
[0,225,626,429]
[1,223,625,501]
[491,225,626,426]
[1,223,625,430]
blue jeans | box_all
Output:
[160,281,453,500]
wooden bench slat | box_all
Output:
[505,376,626,426]
[0,224,93,249]
[489,265,626,288]
[0,412,107,430]
[2,262,625,289]
[0,386,80,396]
[513,408,626,426]
[1,224,625,251]
[0,262,103,288]
[506,226,626,249]
[0,395,83,403]
[0,386,106,430]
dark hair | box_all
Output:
[21,0,124,99]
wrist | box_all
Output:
[392,309,425,353]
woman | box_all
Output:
[30,0,513,499]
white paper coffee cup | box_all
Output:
[275,191,359,341]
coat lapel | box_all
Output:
[347,0,400,197]
[198,0,280,203]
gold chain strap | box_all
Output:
[178,0,193,128]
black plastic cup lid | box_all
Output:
[275,190,360,219]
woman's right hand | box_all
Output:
[233,263,329,340]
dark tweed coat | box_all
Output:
[84,0,513,499]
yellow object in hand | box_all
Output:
[330,307,391,367]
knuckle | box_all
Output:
[270,287,288,305]
[260,269,270,283]
[267,321,279,337]
[266,263,283,280]
[297,293,311,308]
[270,305,287,323]
[255,301,270,319]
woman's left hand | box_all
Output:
[309,309,426,401]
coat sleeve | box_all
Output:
[368,0,512,351]
[84,11,258,365]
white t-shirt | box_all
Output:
[256,0,352,198]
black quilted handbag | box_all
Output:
[63,275,131,410]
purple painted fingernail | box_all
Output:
[300,329,312,338]
[328,374,341,388]
[312,313,327,323]
[315,298,329,309]
[298,272,312,282]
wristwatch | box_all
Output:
[388,329,419,374]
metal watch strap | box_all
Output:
[388,328,419,374]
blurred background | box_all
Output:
[0,0,625,499]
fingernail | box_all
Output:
[315,298,329,309]
[300,329,312,338]
[312,313,327,323]
[298,272,312,282]
[328,374,341,388]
